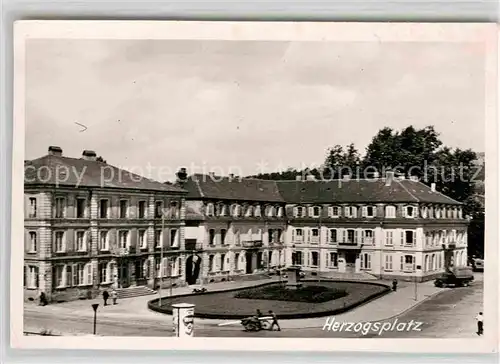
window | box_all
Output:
[155,201,163,218]
[99,199,108,218]
[310,251,319,267]
[28,197,37,218]
[385,205,396,218]
[169,201,179,218]
[363,206,375,218]
[245,206,254,217]
[311,228,319,242]
[277,229,283,243]
[268,229,274,243]
[99,262,109,283]
[209,255,215,272]
[361,253,371,269]
[55,231,65,252]
[331,206,340,218]
[420,206,428,219]
[55,197,65,218]
[294,228,303,242]
[277,207,284,217]
[329,252,338,267]
[138,201,147,218]
[312,206,321,217]
[119,200,128,218]
[344,206,357,218]
[346,229,356,244]
[28,232,37,252]
[384,254,393,270]
[76,231,86,251]
[232,204,241,217]
[99,231,109,251]
[294,251,303,265]
[330,229,337,243]
[221,254,226,271]
[220,229,227,244]
[72,263,85,286]
[385,230,394,246]
[219,204,227,217]
[405,231,416,246]
[403,255,415,272]
[155,230,162,247]
[170,229,178,247]
[162,258,169,277]
[119,231,129,249]
[54,265,65,287]
[25,266,39,288]
[138,230,147,249]
[209,229,215,245]
[266,206,275,217]
[76,198,86,218]
[364,230,374,244]
[405,206,415,218]
[254,206,261,217]
[296,206,304,218]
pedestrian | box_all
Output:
[38,291,47,306]
[102,290,109,306]
[268,310,281,331]
[476,312,483,336]
[255,309,263,330]
[392,279,398,292]
[111,289,118,305]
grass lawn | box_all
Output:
[150,280,390,319]
[234,284,347,303]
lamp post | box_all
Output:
[91,303,99,335]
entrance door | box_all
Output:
[118,262,130,288]
[245,251,253,274]
[345,252,356,274]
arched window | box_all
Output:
[254,205,261,217]
[385,205,396,218]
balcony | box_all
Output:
[337,240,363,249]
[113,246,137,256]
[242,240,263,248]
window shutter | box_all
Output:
[400,256,404,271]
[362,206,367,217]
[360,254,364,268]
[354,230,359,244]
[368,254,371,268]
[86,264,92,285]
[35,266,39,288]
[413,232,417,246]
[23,266,27,287]
[344,206,349,217]
[342,229,346,243]
[307,229,311,242]
[72,264,77,286]
[400,231,404,246]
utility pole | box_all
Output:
[159,210,165,307]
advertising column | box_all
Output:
[172,303,195,337]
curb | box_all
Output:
[148,280,391,320]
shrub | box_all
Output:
[234,284,347,303]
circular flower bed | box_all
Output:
[148,280,390,320]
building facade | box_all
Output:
[24,151,470,302]
[24,146,187,302]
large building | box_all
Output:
[180,172,469,283]
[24,146,187,302]
[24,150,470,302]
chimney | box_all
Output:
[48,146,62,156]
[82,150,97,161]
[431,183,436,192]
[385,171,395,186]
[295,176,302,181]
[176,167,188,183]
[306,175,315,181]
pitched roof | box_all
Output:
[275,179,461,205]
[25,154,186,193]
[183,174,461,205]
[182,174,284,203]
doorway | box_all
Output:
[118,262,130,288]
[345,252,357,274]
[246,251,253,274]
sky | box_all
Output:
[25,39,485,182]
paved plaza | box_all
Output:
[24,274,483,338]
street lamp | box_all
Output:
[91,303,99,335]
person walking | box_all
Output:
[268,310,281,331]
[392,279,398,292]
[102,290,109,306]
[476,312,484,336]
[111,289,118,305]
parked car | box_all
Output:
[471,258,484,272]
[434,267,474,288]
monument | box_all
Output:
[285,266,303,290]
